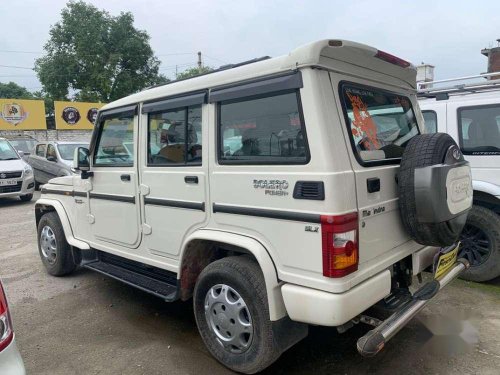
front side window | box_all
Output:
[458,104,500,155]
[94,114,134,166]
[148,105,202,165]
[341,83,419,162]
[36,144,46,157]
[218,91,308,164]
[0,140,19,160]
[422,110,438,133]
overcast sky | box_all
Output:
[1,0,499,92]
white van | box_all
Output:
[35,39,472,373]
[419,73,500,282]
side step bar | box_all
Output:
[357,259,469,357]
[84,252,179,302]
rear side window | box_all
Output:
[218,91,308,164]
[148,105,202,165]
[340,83,419,163]
[458,104,500,155]
[422,110,438,133]
[36,144,46,157]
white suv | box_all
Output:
[419,73,500,282]
[0,138,35,202]
[35,39,472,373]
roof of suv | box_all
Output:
[102,39,417,112]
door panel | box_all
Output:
[88,109,141,249]
[139,103,208,259]
[330,73,421,264]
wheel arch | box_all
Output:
[35,198,90,250]
[472,181,500,213]
[179,229,287,321]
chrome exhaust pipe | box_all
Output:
[357,258,469,357]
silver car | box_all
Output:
[0,138,35,202]
[0,279,26,375]
[27,141,89,189]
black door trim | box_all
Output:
[144,197,205,211]
[89,192,136,204]
[212,203,321,223]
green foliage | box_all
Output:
[34,1,168,103]
[176,66,214,80]
[0,81,34,99]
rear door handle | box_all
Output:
[184,176,198,184]
[120,174,131,182]
[367,177,380,193]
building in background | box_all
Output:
[481,39,500,80]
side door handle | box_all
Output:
[120,174,131,182]
[367,177,380,193]
[184,176,199,184]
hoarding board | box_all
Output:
[54,101,104,129]
[0,99,46,130]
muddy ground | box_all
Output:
[1,192,499,374]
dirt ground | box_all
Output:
[1,191,500,375]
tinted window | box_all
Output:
[148,105,202,165]
[422,110,438,133]
[46,144,57,159]
[218,92,308,164]
[36,144,46,157]
[458,104,500,155]
[94,114,134,166]
[341,83,419,162]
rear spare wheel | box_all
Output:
[398,133,472,247]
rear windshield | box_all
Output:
[340,83,419,163]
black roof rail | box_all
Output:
[143,56,272,92]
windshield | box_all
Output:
[57,144,89,160]
[341,83,419,162]
[8,139,36,153]
[0,140,20,160]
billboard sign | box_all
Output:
[0,99,46,130]
[54,101,105,129]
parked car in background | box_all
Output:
[418,72,500,282]
[27,141,89,189]
[0,279,26,374]
[4,135,37,161]
[0,138,35,202]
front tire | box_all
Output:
[193,256,281,374]
[459,205,500,282]
[37,212,77,276]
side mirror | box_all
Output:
[47,155,57,162]
[73,147,90,171]
[17,150,24,158]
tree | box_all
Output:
[0,82,34,99]
[176,66,214,80]
[34,1,168,103]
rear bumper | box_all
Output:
[357,259,468,357]
[282,270,391,326]
[0,336,26,375]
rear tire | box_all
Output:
[459,205,500,282]
[19,194,33,202]
[193,256,281,374]
[37,212,77,276]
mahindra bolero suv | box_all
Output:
[34,40,473,373]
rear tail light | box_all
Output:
[0,281,14,352]
[375,50,411,68]
[321,213,359,278]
